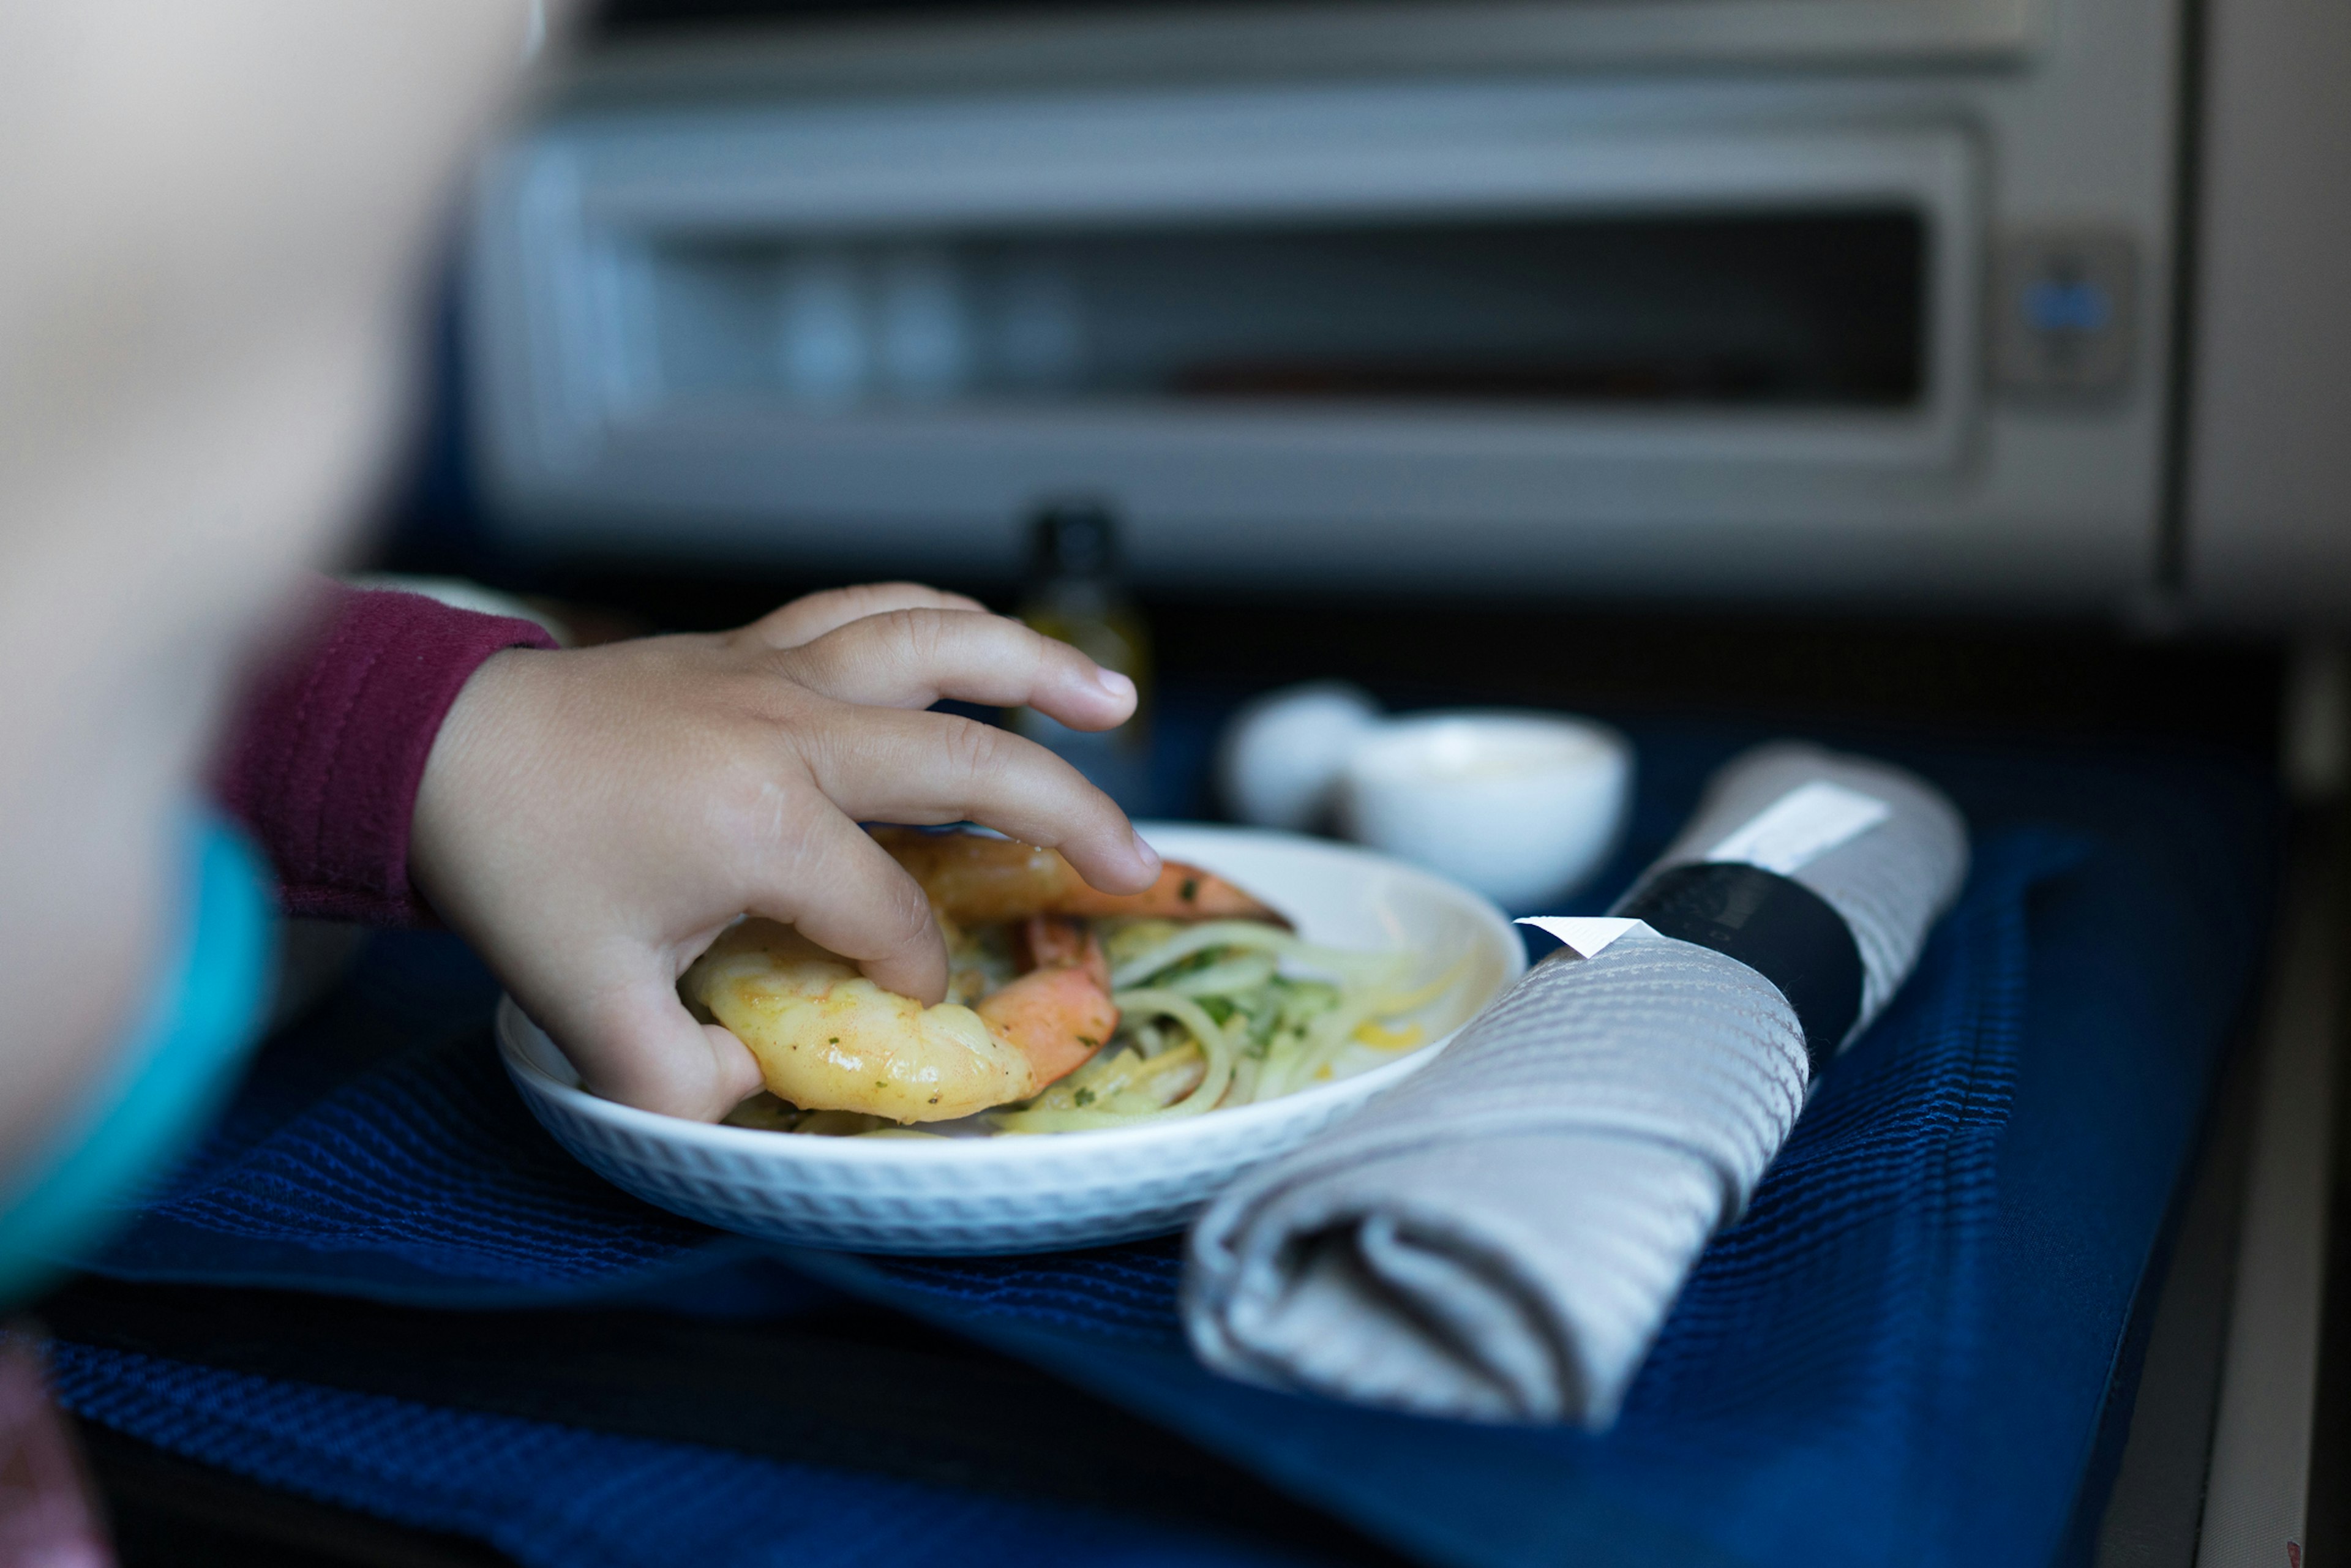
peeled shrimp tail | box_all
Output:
[871,827,1289,928]
[1047,862,1289,926]
[978,916,1119,1089]
[870,827,1072,925]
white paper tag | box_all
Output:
[1703,781,1890,876]
[1515,915,1647,958]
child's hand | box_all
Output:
[409,583,1161,1121]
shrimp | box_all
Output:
[684,913,1119,1123]
[682,831,1288,1123]
[982,914,1120,1087]
[872,827,1289,928]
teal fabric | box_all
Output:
[0,815,274,1304]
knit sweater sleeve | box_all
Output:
[211,582,558,925]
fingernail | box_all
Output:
[1131,828,1163,876]
[1095,668,1136,705]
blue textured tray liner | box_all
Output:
[45,1341,1303,1568]
[56,724,2279,1568]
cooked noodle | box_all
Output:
[988,918,1454,1135]
[721,914,1457,1139]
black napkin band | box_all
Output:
[1614,862,1864,1078]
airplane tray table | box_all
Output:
[30,716,2285,1568]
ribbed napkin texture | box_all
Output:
[1183,743,1969,1425]
[1630,743,1971,1047]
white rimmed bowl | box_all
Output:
[496,823,1524,1255]
[1339,710,1633,911]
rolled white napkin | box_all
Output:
[1183,743,1968,1425]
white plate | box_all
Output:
[496,823,1526,1255]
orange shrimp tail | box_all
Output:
[978,916,1118,1089]
[1013,913,1109,985]
[978,967,1117,1089]
[873,826,1289,928]
[1052,862,1292,928]
[871,827,1080,923]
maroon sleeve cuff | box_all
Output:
[213,582,560,926]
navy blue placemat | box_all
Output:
[43,1339,1307,1568]
[54,722,2280,1568]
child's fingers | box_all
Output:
[552,962,765,1120]
[744,583,988,652]
[776,609,1136,730]
[799,707,1160,896]
[748,807,953,1003]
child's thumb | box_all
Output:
[543,967,764,1122]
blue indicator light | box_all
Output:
[2023,277,2112,335]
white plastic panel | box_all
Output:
[468,0,2184,608]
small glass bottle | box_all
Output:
[1013,501,1153,810]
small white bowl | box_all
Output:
[1337,711,1632,911]
[497,824,1524,1255]
[1215,681,1384,833]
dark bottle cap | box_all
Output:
[1030,500,1120,583]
